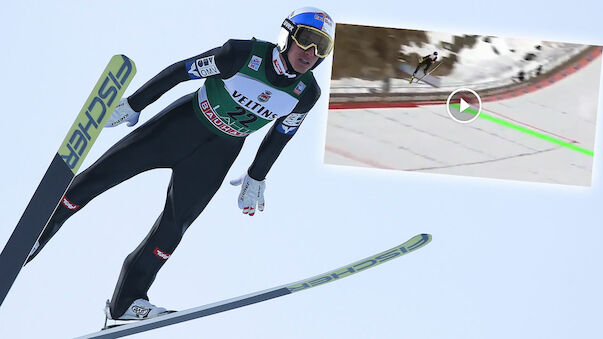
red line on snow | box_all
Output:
[324,145,395,170]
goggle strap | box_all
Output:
[281,18,296,34]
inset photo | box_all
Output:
[325,24,602,186]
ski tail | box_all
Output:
[0,55,136,307]
[58,55,136,174]
[76,234,431,339]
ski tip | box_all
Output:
[110,54,136,69]
[113,54,131,60]
[408,233,432,250]
[412,233,432,242]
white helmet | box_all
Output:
[277,7,335,70]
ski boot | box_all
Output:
[103,299,175,329]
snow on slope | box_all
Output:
[325,57,602,186]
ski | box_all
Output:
[0,55,136,307]
[412,62,441,84]
[75,233,432,339]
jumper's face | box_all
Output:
[286,43,320,73]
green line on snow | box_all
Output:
[449,103,594,157]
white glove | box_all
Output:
[230,173,265,216]
[105,98,140,127]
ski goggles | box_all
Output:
[289,24,334,58]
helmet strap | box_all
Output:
[282,43,302,76]
[311,57,324,70]
[277,18,301,76]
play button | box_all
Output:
[446,88,482,123]
[459,98,470,113]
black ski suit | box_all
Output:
[413,54,438,75]
[27,38,321,318]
